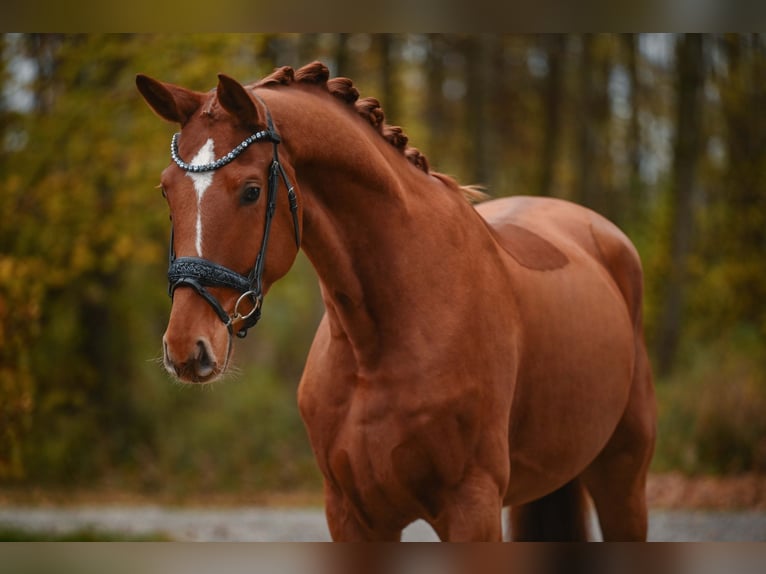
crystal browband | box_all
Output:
[170,129,279,173]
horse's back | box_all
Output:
[476,195,644,327]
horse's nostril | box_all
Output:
[195,339,216,378]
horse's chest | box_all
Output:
[302,385,410,473]
[300,380,482,521]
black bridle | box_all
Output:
[166,96,300,339]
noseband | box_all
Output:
[167,95,300,339]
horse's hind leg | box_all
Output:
[509,479,591,541]
[582,340,656,541]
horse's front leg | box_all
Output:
[430,468,505,542]
[323,481,403,542]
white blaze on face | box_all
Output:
[186,138,216,257]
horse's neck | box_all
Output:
[304,173,489,366]
[275,92,498,366]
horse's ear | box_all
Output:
[216,74,260,128]
[136,74,203,125]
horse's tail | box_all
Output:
[509,479,591,541]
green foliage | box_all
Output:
[119,367,320,495]
[653,328,766,474]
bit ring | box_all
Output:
[232,290,261,322]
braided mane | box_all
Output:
[254,61,486,203]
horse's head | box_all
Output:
[137,73,302,383]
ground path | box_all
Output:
[1,474,765,541]
[0,506,764,541]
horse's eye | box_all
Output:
[242,185,261,204]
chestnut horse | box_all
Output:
[137,61,655,541]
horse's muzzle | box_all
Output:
[163,336,219,383]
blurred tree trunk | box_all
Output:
[425,34,448,164]
[255,34,279,76]
[25,34,62,114]
[575,35,613,218]
[0,36,19,478]
[575,35,598,210]
[335,33,350,78]
[0,35,7,162]
[538,34,566,197]
[488,35,520,196]
[465,34,493,185]
[623,34,644,209]
[378,34,398,123]
[655,33,705,376]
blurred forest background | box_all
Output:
[1,34,765,499]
